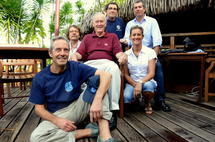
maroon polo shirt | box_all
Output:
[77,32,122,61]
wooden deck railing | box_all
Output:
[162,32,215,57]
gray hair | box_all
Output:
[49,36,70,51]
[92,12,106,25]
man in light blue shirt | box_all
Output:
[121,0,171,112]
[123,14,162,51]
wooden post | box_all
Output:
[0,83,4,116]
[119,65,124,118]
[0,61,4,116]
[170,36,175,49]
[54,0,60,36]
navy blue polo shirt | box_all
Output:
[29,61,96,113]
[106,17,125,39]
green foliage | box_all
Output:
[49,0,86,37]
[0,0,23,43]
[0,0,51,44]
[49,2,73,37]
[75,0,85,22]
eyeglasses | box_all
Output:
[108,7,118,11]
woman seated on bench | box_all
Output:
[123,25,157,114]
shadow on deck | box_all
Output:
[0,88,215,142]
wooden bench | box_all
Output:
[0,59,38,116]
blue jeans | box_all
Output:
[124,81,157,103]
[154,60,165,104]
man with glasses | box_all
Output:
[105,2,125,40]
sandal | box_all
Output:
[145,104,153,115]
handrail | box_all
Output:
[162,31,215,50]
[162,32,215,37]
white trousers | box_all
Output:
[85,59,121,110]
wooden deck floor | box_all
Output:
[0,88,215,142]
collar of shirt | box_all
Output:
[127,46,148,56]
[134,14,147,24]
[92,32,108,38]
[106,17,116,22]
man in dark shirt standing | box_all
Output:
[105,2,125,40]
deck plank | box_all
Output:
[3,88,22,106]
[15,109,40,142]
[111,129,127,142]
[0,102,34,142]
[117,118,147,142]
[146,111,208,142]
[153,110,215,142]
[166,100,215,134]
[129,112,187,142]
[166,98,215,120]
[123,114,167,142]
[1,89,215,142]
[0,98,28,135]
[3,89,30,115]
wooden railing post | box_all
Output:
[170,36,175,49]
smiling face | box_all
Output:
[133,2,146,18]
[49,39,70,68]
[106,4,118,20]
[92,13,106,35]
[130,28,144,46]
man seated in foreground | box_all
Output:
[29,36,115,142]
[71,12,127,130]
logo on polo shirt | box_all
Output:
[116,25,121,31]
[65,81,73,92]
[90,87,97,93]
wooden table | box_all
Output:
[159,52,207,102]
[0,46,50,116]
[0,47,49,68]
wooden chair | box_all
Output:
[0,59,38,116]
[204,58,215,102]
[119,65,125,118]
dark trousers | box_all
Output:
[154,60,165,104]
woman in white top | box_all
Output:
[67,25,81,59]
[124,25,157,114]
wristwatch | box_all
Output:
[138,80,143,84]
